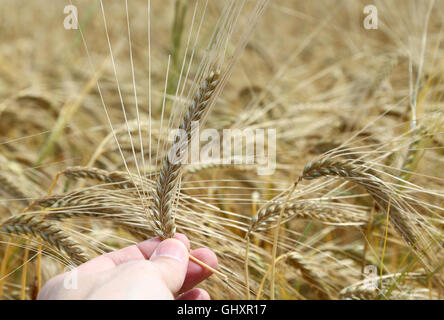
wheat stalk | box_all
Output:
[151,71,220,239]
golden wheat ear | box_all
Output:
[249,200,367,235]
[1,213,87,265]
[151,71,220,240]
[149,71,227,280]
[301,158,418,247]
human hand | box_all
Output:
[37,233,217,300]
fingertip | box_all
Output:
[150,238,190,293]
[137,234,190,259]
[151,238,189,263]
[173,233,190,251]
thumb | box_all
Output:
[150,238,189,294]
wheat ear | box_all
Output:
[151,71,220,239]
[1,214,87,265]
[399,125,429,182]
[339,272,424,300]
[48,166,136,194]
[301,158,417,247]
[249,201,367,234]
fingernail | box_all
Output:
[151,239,188,263]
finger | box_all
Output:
[179,248,218,294]
[136,233,190,259]
[150,238,189,294]
[177,288,211,300]
[75,233,189,274]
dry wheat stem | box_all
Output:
[270,181,298,299]
[20,242,30,300]
[151,71,220,239]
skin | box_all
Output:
[37,233,217,300]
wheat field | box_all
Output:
[0,0,443,300]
